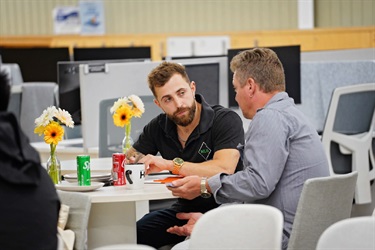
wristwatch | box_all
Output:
[172,157,184,175]
[200,177,211,198]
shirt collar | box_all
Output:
[257,92,289,112]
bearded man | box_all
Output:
[125,62,244,248]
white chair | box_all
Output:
[188,204,283,250]
[321,83,375,204]
[57,190,92,250]
[316,216,375,250]
[287,172,358,250]
[93,244,156,250]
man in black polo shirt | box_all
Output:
[126,62,244,248]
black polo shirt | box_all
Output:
[133,94,244,212]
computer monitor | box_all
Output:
[58,59,148,125]
[0,47,70,82]
[227,45,301,107]
[73,47,151,61]
[184,62,220,105]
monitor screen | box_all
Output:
[227,45,301,107]
[0,47,70,82]
[184,62,220,105]
[58,59,149,125]
[73,47,151,61]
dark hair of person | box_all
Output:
[147,62,190,98]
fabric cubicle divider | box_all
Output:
[297,60,375,132]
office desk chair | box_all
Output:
[287,172,358,250]
[321,83,375,204]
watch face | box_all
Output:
[174,158,184,165]
[201,192,211,198]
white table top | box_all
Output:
[60,157,177,203]
[86,184,176,203]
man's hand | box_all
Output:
[139,154,172,174]
[166,175,201,200]
[166,212,203,236]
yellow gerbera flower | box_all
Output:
[43,121,64,145]
[113,105,133,127]
[34,125,46,136]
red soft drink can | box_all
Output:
[112,153,126,186]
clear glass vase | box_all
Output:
[47,143,61,184]
[122,123,134,154]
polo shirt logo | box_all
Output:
[198,142,211,160]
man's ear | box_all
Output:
[247,78,256,95]
[190,81,196,96]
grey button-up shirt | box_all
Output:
[208,92,330,250]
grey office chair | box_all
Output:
[316,216,375,250]
[287,171,358,250]
[2,63,23,85]
[4,63,23,122]
[19,82,59,142]
[321,83,375,204]
[57,190,92,250]
[99,95,163,157]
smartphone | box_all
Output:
[165,182,175,188]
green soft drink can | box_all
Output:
[77,155,91,186]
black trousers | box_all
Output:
[137,208,188,248]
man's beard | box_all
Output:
[167,101,196,127]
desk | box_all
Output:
[60,158,176,249]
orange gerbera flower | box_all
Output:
[113,105,133,127]
[43,121,64,145]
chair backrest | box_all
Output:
[321,83,375,174]
[99,95,162,157]
[19,82,59,142]
[287,171,358,250]
[316,216,375,250]
[321,83,375,204]
[57,190,92,250]
[2,63,23,85]
[189,204,283,250]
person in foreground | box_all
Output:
[0,69,60,249]
[166,48,330,250]
[125,62,244,248]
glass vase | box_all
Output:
[122,123,134,154]
[47,143,61,184]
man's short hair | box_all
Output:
[230,48,286,92]
[147,62,191,98]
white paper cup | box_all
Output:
[125,164,146,190]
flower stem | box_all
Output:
[48,143,60,184]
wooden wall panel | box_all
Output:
[0,0,298,36]
[315,0,375,27]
